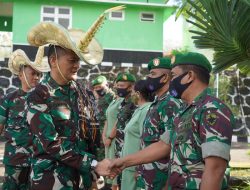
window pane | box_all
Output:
[141,13,154,22]
[58,18,69,28]
[43,17,54,22]
[111,11,123,18]
[59,8,70,14]
[43,7,55,14]
[142,13,154,19]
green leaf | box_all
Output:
[184,0,250,74]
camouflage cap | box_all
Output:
[91,75,107,86]
[147,57,172,71]
[116,72,136,82]
[171,52,212,73]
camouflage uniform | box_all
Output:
[138,93,181,190]
[168,88,234,190]
[105,97,123,185]
[96,90,115,129]
[0,89,32,190]
[26,74,98,190]
[115,97,137,158]
[96,90,115,161]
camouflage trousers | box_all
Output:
[30,163,92,190]
[96,145,105,161]
[3,165,30,190]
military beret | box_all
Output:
[171,52,212,73]
[91,75,107,86]
[116,72,136,82]
[147,57,172,71]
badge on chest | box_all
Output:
[50,102,71,120]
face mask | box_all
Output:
[146,75,165,92]
[95,88,106,97]
[169,72,192,99]
[117,87,130,97]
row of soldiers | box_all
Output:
[0,9,234,190]
[92,54,235,190]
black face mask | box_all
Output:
[146,75,165,92]
[95,88,106,97]
[169,72,192,99]
[117,87,131,97]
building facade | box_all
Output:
[0,0,176,63]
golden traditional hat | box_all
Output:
[27,5,125,65]
[8,46,50,75]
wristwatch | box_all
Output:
[91,160,98,169]
[108,136,114,140]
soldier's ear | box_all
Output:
[49,55,57,69]
[186,71,195,83]
[162,74,170,83]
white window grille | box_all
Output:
[41,6,72,29]
[109,10,125,21]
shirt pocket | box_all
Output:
[173,122,200,166]
[50,105,71,121]
[50,104,74,137]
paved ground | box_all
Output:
[230,142,250,168]
[0,141,248,188]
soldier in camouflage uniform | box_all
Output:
[103,81,123,190]
[168,52,235,189]
[26,22,111,190]
[137,57,181,190]
[106,72,136,187]
[0,48,50,190]
[91,75,115,161]
[111,72,137,159]
[109,58,181,190]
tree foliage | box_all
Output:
[177,0,250,74]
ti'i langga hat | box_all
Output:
[27,5,125,65]
[8,46,50,75]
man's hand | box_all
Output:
[94,159,112,176]
[108,158,126,178]
[104,138,112,147]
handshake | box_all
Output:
[94,158,127,178]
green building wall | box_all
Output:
[12,0,174,52]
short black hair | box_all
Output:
[47,45,66,66]
[178,65,210,85]
[134,80,154,102]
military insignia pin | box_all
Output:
[206,112,217,126]
[123,75,127,80]
[153,58,160,66]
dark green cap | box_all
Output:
[147,57,172,71]
[171,52,212,73]
[91,75,107,86]
[116,72,136,82]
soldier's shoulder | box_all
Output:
[27,84,50,105]
[4,89,19,101]
[161,94,182,108]
[202,94,231,111]
[200,95,235,121]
